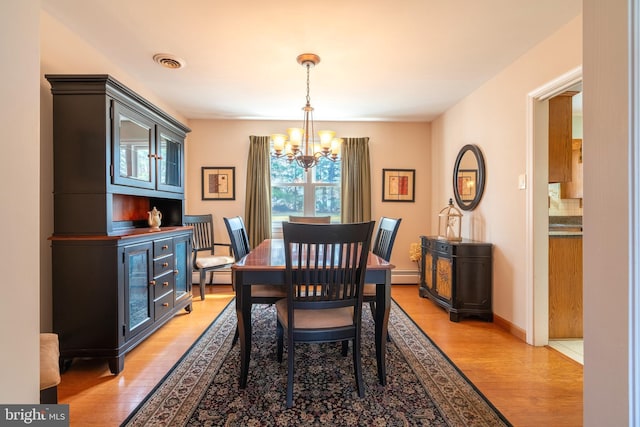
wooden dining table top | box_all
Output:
[232,238,395,271]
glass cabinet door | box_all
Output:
[157,126,184,193]
[112,102,156,190]
[173,234,191,301]
[123,242,154,339]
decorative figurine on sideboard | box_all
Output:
[438,198,462,241]
[148,207,162,231]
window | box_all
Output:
[271,154,341,234]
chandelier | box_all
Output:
[271,53,341,171]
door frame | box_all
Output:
[525,66,582,346]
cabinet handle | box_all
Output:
[174,269,179,275]
[162,262,169,267]
[162,303,169,307]
[148,153,155,158]
[162,245,169,250]
[156,155,163,160]
[149,280,156,286]
[162,281,169,287]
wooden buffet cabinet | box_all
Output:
[419,236,493,322]
[47,75,193,374]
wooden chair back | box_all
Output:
[224,216,251,261]
[288,215,331,224]
[372,217,402,261]
[283,221,375,333]
[183,214,215,254]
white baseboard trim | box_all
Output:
[390,269,420,284]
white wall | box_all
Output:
[430,16,582,329]
[583,0,629,424]
[185,119,431,279]
[0,1,41,403]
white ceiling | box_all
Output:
[41,0,581,122]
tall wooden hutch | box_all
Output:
[46,75,193,374]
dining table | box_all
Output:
[232,238,395,388]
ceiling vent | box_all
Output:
[152,53,186,69]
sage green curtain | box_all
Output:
[245,135,272,247]
[341,137,371,223]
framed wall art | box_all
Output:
[202,167,236,200]
[382,168,415,202]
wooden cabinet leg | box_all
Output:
[108,356,124,375]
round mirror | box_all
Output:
[452,144,485,211]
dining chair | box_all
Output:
[276,220,375,408]
[184,214,235,300]
[224,216,286,345]
[288,215,331,223]
[363,217,402,340]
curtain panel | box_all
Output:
[245,135,272,247]
[341,137,372,223]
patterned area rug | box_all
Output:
[122,300,511,426]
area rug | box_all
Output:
[121,300,511,426]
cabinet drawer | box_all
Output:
[154,254,174,276]
[422,237,453,255]
[154,239,173,258]
[154,292,174,321]
[435,241,453,255]
[422,237,435,250]
[153,271,175,299]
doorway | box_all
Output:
[547,89,583,364]
[525,67,582,348]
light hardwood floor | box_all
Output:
[58,284,583,426]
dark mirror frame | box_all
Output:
[453,144,486,211]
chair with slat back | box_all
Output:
[363,217,402,339]
[288,215,331,223]
[276,221,375,408]
[224,216,286,345]
[183,214,234,300]
[223,219,287,306]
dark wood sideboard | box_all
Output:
[47,74,193,374]
[419,236,493,322]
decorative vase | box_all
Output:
[148,207,162,231]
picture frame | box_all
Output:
[202,167,236,200]
[382,168,415,202]
[456,169,477,202]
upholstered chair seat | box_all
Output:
[40,333,61,404]
[276,299,354,329]
[195,254,235,270]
